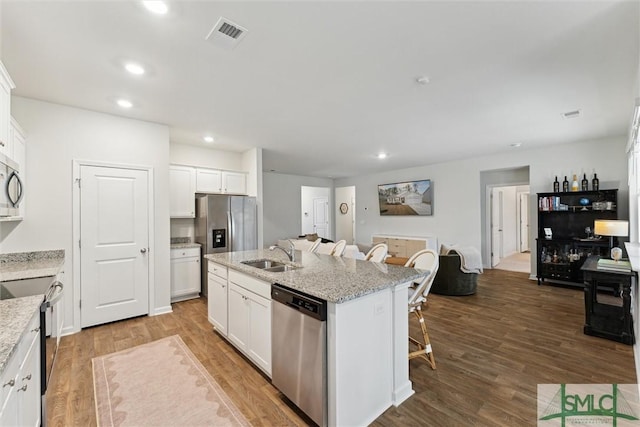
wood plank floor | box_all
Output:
[46,269,636,426]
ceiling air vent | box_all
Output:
[205,17,248,50]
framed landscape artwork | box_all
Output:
[378,179,433,216]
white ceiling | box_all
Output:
[1,1,638,178]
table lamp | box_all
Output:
[594,219,629,261]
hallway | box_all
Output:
[495,251,531,273]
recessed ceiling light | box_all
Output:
[416,76,430,85]
[124,62,145,75]
[510,143,522,148]
[117,99,133,109]
[142,1,168,15]
[203,136,214,143]
[377,153,387,159]
[562,109,581,119]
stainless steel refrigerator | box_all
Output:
[195,194,257,295]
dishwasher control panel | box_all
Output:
[272,284,326,321]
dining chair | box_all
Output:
[406,249,439,369]
[308,238,322,253]
[364,243,388,263]
[331,240,347,257]
[315,242,335,255]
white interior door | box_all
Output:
[313,197,328,238]
[80,165,150,328]
[491,189,504,267]
[519,193,530,252]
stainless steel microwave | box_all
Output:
[0,153,23,216]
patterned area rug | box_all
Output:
[92,335,250,427]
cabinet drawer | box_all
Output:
[372,237,388,245]
[229,269,271,300]
[0,346,19,410]
[209,261,228,280]
[170,247,200,259]
[540,263,572,280]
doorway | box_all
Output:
[73,161,154,329]
[490,185,530,273]
[301,186,331,240]
[480,167,530,273]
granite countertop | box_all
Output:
[0,249,65,377]
[0,249,65,282]
[205,249,426,304]
[0,296,44,377]
[170,243,201,249]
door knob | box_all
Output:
[140,248,147,253]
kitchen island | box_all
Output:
[206,249,427,427]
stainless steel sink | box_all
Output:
[241,259,301,272]
[242,259,286,269]
[263,265,299,273]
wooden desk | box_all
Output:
[581,256,635,345]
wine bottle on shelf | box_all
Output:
[553,176,559,192]
[581,173,588,191]
[562,176,569,192]
[571,174,579,191]
[592,173,599,191]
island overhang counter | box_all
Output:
[205,249,427,427]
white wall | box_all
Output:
[170,142,243,170]
[1,96,171,334]
[262,172,334,247]
[335,186,355,244]
[335,136,629,273]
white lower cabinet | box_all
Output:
[207,272,228,336]
[227,281,271,375]
[170,247,201,302]
[0,309,41,427]
[207,264,271,377]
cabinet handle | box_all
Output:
[3,379,15,388]
[17,384,28,392]
[23,374,32,381]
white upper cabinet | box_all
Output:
[196,168,222,193]
[169,165,196,218]
[196,168,247,195]
[0,62,16,158]
[223,171,247,194]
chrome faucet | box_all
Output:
[269,240,296,262]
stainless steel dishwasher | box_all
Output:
[271,284,327,427]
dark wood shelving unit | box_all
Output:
[536,189,618,287]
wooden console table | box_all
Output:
[581,256,635,345]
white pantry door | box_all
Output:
[491,189,504,267]
[80,165,150,328]
[313,198,328,238]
